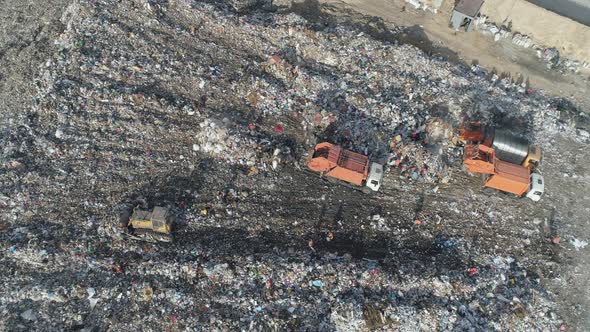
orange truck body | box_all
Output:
[308,142,369,186]
[485,159,530,195]
[459,121,541,170]
[463,144,530,196]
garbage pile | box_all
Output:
[538,47,560,67]
[193,118,282,170]
[475,17,515,43]
[0,230,564,331]
[194,118,233,156]
[1,0,586,330]
[475,16,590,74]
[404,0,441,13]
[511,33,533,48]
[475,16,536,50]
[533,47,590,73]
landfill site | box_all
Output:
[1,0,590,331]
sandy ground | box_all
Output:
[313,0,590,113]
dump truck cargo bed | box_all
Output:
[308,142,370,186]
[484,159,530,195]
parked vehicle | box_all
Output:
[463,143,544,201]
[307,142,384,192]
[119,206,174,242]
[459,122,542,170]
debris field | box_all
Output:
[1,0,589,331]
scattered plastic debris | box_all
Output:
[571,238,588,251]
[0,0,586,330]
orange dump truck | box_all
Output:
[459,122,542,170]
[308,142,383,192]
[463,144,544,201]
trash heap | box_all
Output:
[194,118,233,156]
[193,118,262,166]
[404,0,442,13]
[1,0,586,330]
[192,117,293,173]
[381,116,461,182]
[475,16,590,73]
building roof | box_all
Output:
[454,0,485,17]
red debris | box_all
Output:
[271,55,282,64]
[312,113,322,126]
[560,324,568,331]
[468,267,477,276]
[274,124,283,133]
[248,123,257,131]
[552,237,561,244]
[169,315,177,324]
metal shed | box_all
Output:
[450,0,485,31]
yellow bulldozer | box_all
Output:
[119,205,174,243]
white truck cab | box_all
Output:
[366,163,384,191]
[526,172,544,202]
